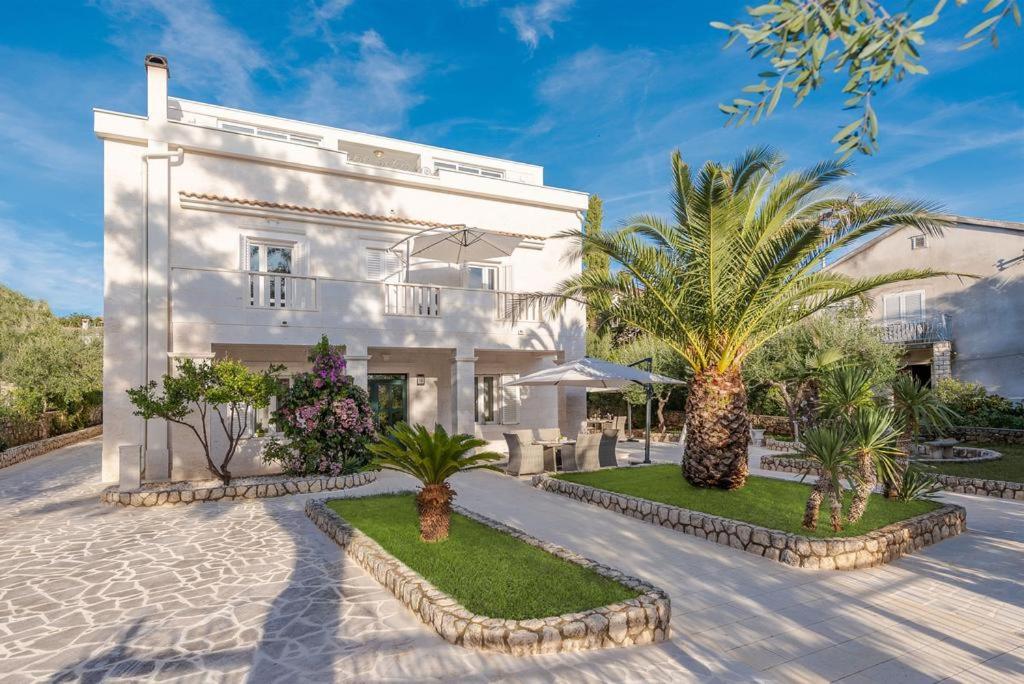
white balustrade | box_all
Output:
[495,291,541,321]
[384,283,441,317]
[246,271,317,311]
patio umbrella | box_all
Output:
[508,357,686,463]
[409,226,522,264]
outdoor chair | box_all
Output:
[567,432,602,471]
[599,428,619,467]
[612,415,628,439]
[504,433,546,476]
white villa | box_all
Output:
[96,55,588,483]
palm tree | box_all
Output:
[891,375,958,446]
[844,407,902,522]
[367,423,502,542]
[819,365,877,420]
[800,426,859,532]
[547,147,947,489]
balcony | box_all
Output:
[878,314,952,345]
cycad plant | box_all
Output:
[800,426,859,532]
[547,147,947,489]
[891,375,958,445]
[844,407,903,522]
[367,423,502,542]
[819,365,878,420]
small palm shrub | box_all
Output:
[368,423,502,542]
[891,466,944,503]
[891,375,958,444]
[800,426,859,532]
[844,407,902,523]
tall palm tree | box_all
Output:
[547,147,948,489]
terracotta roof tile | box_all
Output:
[178,191,544,239]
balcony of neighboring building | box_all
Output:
[877,313,952,346]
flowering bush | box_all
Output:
[263,336,375,476]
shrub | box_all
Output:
[934,378,1024,429]
[267,337,375,476]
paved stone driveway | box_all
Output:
[1,439,1022,682]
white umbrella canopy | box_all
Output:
[507,357,686,388]
[410,227,522,264]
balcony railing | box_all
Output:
[247,271,317,311]
[496,291,541,321]
[383,283,441,317]
[878,314,952,345]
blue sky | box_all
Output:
[1,1,1022,315]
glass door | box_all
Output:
[368,374,408,432]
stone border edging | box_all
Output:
[101,471,376,507]
[0,425,102,470]
[759,454,1024,501]
[912,446,1002,464]
[765,437,802,452]
[305,495,670,655]
[533,472,965,570]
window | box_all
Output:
[248,241,294,308]
[474,374,520,425]
[466,265,497,290]
[254,377,291,435]
[219,120,323,147]
[365,247,403,281]
[883,291,925,320]
[910,234,928,250]
[435,159,505,180]
[475,376,497,423]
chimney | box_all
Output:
[145,54,169,124]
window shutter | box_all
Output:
[365,248,383,280]
[500,374,520,425]
[904,292,924,318]
[882,294,900,320]
[499,264,513,292]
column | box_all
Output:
[143,58,172,481]
[452,353,476,436]
[932,341,952,383]
[346,342,370,390]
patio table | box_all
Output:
[533,440,576,472]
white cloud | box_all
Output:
[503,0,574,49]
[538,47,655,109]
[290,30,427,134]
[98,0,270,107]
[0,219,102,315]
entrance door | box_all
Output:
[368,374,408,432]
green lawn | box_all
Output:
[925,442,1024,484]
[327,493,639,620]
[555,466,939,538]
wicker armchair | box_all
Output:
[504,433,546,476]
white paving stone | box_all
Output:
[0,438,1021,682]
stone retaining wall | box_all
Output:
[760,454,1024,501]
[306,496,670,655]
[101,471,376,507]
[0,425,102,470]
[938,426,1024,445]
[533,473,965,570]
[750,415,794,437]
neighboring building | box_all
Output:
[829,215,1024,400]
[95,55,588,483]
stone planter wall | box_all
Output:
[306,496,670,655]
[533,473,965,570]
[933,473,1024,500]
[760,454,1024,501]
[912,446,1002,464]
[0,425,102,470]
[101,471,376,507]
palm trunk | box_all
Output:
[683,368,749,489]
[417,483,454,542]
[802,485,824,530]
[848,450,875,523]
[828,487,843,531]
